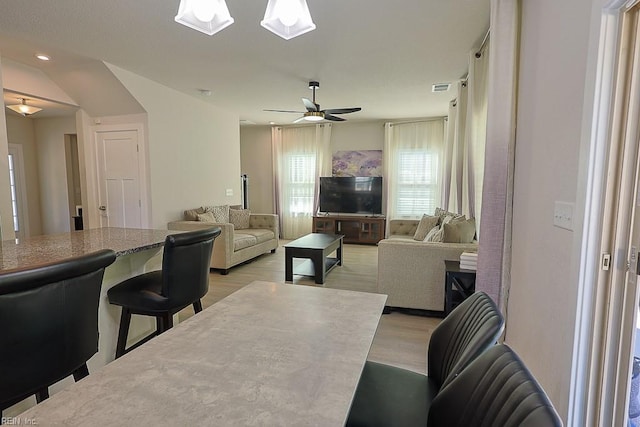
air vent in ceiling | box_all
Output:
[432,83,451,93]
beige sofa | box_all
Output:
[378,219,478,313]
[168,211,279,274]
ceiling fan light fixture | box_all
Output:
[303,111,324,121]
[6,98,42,116]
[175,0,234,36]
[261,0,316,40]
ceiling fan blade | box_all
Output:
[323,107,362,115]
[264,109,306,113]
[324,114,346,122]
[293,116,306,123]
[302,98,318,112]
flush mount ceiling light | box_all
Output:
[175,0,234,36]
[6,98,42,117]
[261,0,316,40]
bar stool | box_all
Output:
[107,227,220,358]
[0,249,116,416]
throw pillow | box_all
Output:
[204,205,230,223]
[443,218,477,243]
[424,224,444,242]
[196,211,217,223]
[434,207,465,225]
[184,207,205,221]
[413,214,439,241]
[230,209,251,230]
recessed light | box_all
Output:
[35,54,50,61]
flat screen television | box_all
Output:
[319,177,383,215]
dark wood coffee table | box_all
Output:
[284,233,344,284]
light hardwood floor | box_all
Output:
[182,240,441,374]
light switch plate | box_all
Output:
[225,189,233,196]
[553,201,574,231]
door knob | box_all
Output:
[99,206,107,211]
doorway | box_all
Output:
[584,2,640,425]
[64,134,82,230]
[94,126,147,229]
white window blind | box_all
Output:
[286,153,316,215]
[396,150,438,216]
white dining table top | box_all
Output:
[16,281,387,426]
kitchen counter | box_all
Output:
[0,227,185,417]
[0,227,180,271]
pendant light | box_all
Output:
[175,0,234,36]
[260,0,316,40]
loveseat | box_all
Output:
[378,218,478,313]
[167,205,279,274]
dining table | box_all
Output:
[15,280,387,426]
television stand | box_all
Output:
[313,215,386,244]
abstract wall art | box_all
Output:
[332,150,383,177]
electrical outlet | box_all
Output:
[225,189,233,196]
[553,201,574,231]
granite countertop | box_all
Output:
[0,227,181,271]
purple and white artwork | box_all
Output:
[332,150,383,177]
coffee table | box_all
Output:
[284,233,344,284]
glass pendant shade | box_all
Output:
[175,0,234,36]
[261,0,316,40]
[6,99,42,116]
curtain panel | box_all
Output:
[476,0,519,312]
[384,119,445,223]
[272,124,331,239]
[442,41,490,238]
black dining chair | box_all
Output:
[428,344,563,426]
[346,291,504,427]
[107,227,220,358]
[0,249,117,416]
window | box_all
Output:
[273,124,332,238]
[395,150,439,216]
[384,120,445,219]
[8,153,19,233]
[286,153,316,215]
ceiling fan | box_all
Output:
[265,81,361,123]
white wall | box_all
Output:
[34,117,77,234]
[107,64,241,228]
[2,58,77,105]
[5,115,42,236]
[506,0,596,420]
[330,120,385,152]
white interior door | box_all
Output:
[96,130,142,228]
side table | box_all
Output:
[444,260,477,315]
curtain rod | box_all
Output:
[476,29,490,58]
[385,117,447,126]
